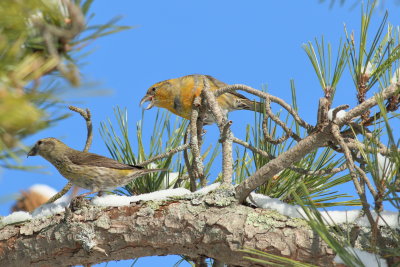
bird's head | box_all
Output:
[140,79,173,110]
[27,137,65,158]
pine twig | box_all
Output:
[215,84,312,132]
[262,97,301,144]
[137,143,189,167]
[331,123,376,230]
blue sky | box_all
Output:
[1,1,400,266]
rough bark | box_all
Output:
[0,191,337,267]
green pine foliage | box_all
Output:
[0,0,129,169]
[100,107,220,195]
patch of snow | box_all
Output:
[334,247,387,267]
[31,198,70,218]
[29,184,58,198]
[248,193,399,228]
[328,109,347,121]
[162,172,180,189]
[377,153,395,180]
[148,163,158,169]
[92,183,222,207]
[92,188,191,207]
[195,183,221,195]
[91,195,133,207]
[391,67,400,84]
[130,188,191,202]
[2,211,32,225]
[320,210,360,225]
[357,210,399,228]
[364,62,374,77]
[249,193,305,218]
[168,172,180,181]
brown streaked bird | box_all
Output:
[140,74,263,124]
[27,138,165,195]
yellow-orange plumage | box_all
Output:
[140,74,263,124]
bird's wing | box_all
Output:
[205,75,228,88]
[67,151,143,170]
[205,75,250,100]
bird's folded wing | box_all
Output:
[205,75,228,88]
[67,152,144,170]
[206,75,250,100]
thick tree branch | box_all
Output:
[235,128,330,203]
[0,197,339,266]
[235,83,400,203]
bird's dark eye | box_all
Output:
[37,141,42,145]
[151,87,156,92]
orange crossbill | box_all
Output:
[140,74,263,124]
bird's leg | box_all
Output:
[69,190,102,212]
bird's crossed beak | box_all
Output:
[27,145,38,158]
[140,94,155,110]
